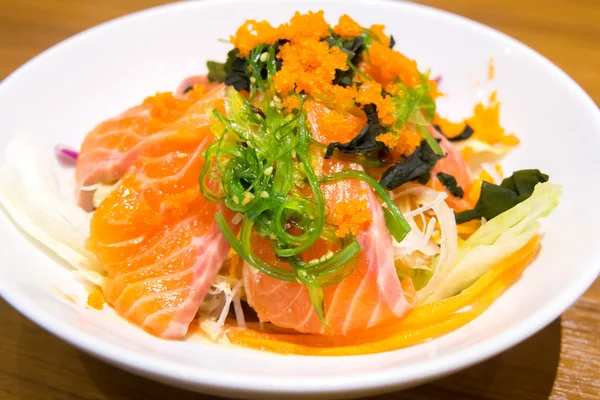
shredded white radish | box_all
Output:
[232,290,246,328]
[393,215,437,259]
[198,319,228,342]
[216,279,243,327]
[0,136,103,285]
[198,274,245,340]
[391,186,447,260]
[402,191,447,218]
[412,186,459,303]
[389,184,458,303]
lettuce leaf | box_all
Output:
[421,182,561,303]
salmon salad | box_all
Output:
[2,11,561,355]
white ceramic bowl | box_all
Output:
[1,0,599,398]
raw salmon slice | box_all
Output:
[429,126,474,211]
[174,75,220,98]
[75,84,220,211]
[243,154,412,335]
[87,87,232,339]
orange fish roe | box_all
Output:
[334,14,363,37]
[368,24,390,47]
[144,87,206,123]
[87,289,105,310]
[185,84,209,102]
[376,132,399,148]
[479,169,495,184]
[231,20,278,57]
[433,93,519,147]
[274,39,348,95]
[434,116,467,139]
[468,92,519,146]
[488,57,495,80]
[495,164,504,179]
[461,145,474,162]
[321,85,360,109]
[376,126,421,159]
[282,95,302,111]
[365,41,420,87]
[329,198,372,238]
[306,101,366,144]
[278,11,330,42]
[377,124,419,149]
[427,78,442,99]
[393,128,421,156]
[354,82,395,125]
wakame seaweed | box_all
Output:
[324,104,385,159]
[207,41,288,93]
[326,34,366,87]
[455,169,549,224]
[207,49,237,83]
[437,172,464,198]
[379,140,445,190]
[225,52,251,92]
[434,124,475,142]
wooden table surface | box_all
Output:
[1,0,599,399]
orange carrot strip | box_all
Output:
[228,263,528,356]
[227,236,540,355]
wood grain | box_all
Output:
[0,0,599,399]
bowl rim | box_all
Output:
[1,0,599,396]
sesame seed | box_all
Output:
[232,195,240,205]
[260,191,269,198]
[231,213,243,225]
[264,166,274,175]
[259,52,269,62]
[250,76,256,84]
[242,192,255,206]
[308,259,319,266]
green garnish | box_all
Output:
[200,45,410,327]
[202,34,418,327]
